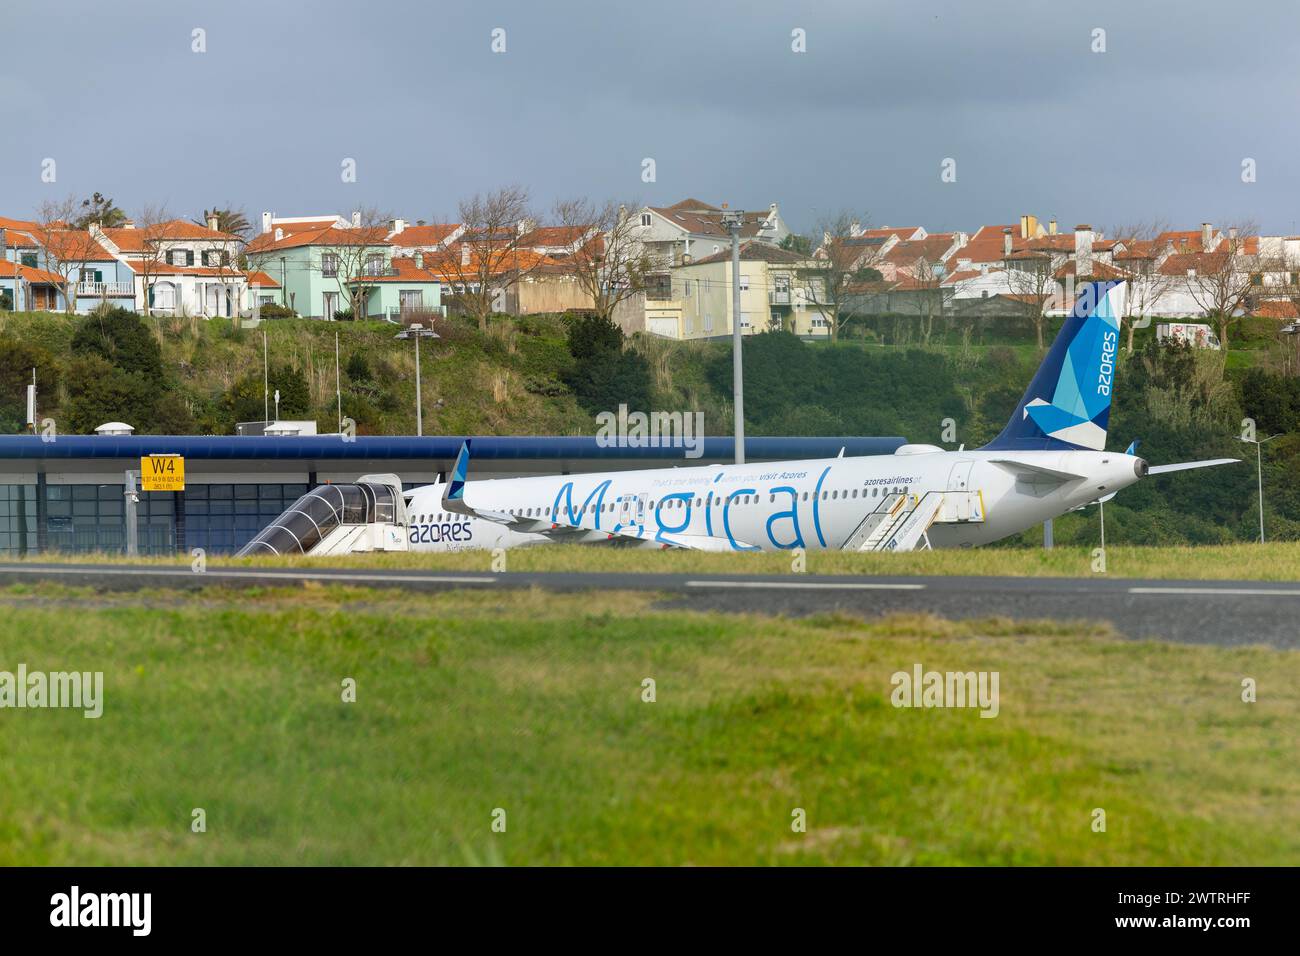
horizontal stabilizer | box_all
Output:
[990,459,1086,483]
[1147,458,1240,475]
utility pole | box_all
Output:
[721,209,746,464]
[262,330,269,424]
[1240,433,1280,542]
[395,323,439,436]
[335,331,343,434]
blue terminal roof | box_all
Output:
[0,434,906,462]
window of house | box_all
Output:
[640,213,651,227]
[703,314,713,333]
[321,254,339,277]
[366,254,384,276]
[20,253,37,268]
[739,274,750,291]
[399,290,422,312]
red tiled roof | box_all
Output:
[393,223,460,247]
[689,240,814,267]
[1255,300,1299,319]
[521,225,591,248]
[102,219,239,251]
[33,230,116,261]
[0,259,66,285]
[1054,260,1130,281]
[244,270,280,288]
[425,245,560,279]
[883,236,957,267]
[1158,250,1230,276]
[246,225,390,253]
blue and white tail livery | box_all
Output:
[985,280,1125,452]
[318,280,1240,555]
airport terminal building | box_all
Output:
[0,434,904,557]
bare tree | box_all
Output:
[1002,250,1058,349]
[808,210,876,341]
[1109,220,1175,352]
[900,252,954,345]
[31,196,104,314]
[430,186,541,332]
[552,198,657,322]
[132,203,173,318]
[1185,220,1259,350]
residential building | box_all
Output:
[635,198,790,269]
[247,219,441,320]
[642,241,831,340]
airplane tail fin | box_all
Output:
[981,280,1127,452]
[443,439,472,509]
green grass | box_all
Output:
[0,584,1295,865]
[19,541,1300,581]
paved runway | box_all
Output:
[1,561,1297,648]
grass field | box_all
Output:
[15,541,1300,581]
[0,583,1295,865]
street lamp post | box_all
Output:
[1239,433,1281,543]
[395,322,440,436]
[721,209,746,464]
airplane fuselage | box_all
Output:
[401,447,1146,552]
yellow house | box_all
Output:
[643,242,833,339]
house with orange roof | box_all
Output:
[246,216,441,320]
[633,198,790,271]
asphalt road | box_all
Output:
[1,561,1297,648]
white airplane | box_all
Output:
[404,281,1237,554]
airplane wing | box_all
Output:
[1147,458,1240,475]
[440,440,757,551]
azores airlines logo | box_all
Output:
[1022,281,1125,451]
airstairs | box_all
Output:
[841,490,985,553]
[237,474,409,557]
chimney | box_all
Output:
[1075,224,1094,277]
[1049,218,1058,235]
[414,251,424,269]
[207,213,219,232]
[351,210,361,228]
[121,220,135,231]
[1020,215,1029,239]
[391,218,406,235]
[850,221,862,237]
[274,228,283,242]
[1002,228,1013,257]
[262,211,272,234]
[1202,222,1213,252]
[1228,226,1238,245]
[460,243,471,267]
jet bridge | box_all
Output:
[236,474,409,557]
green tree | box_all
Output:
[72,192,128,229]
[563,314,652,414]
[225,363,310,425]
[70,308,165,380]
[0,335,59,432]
[62,356,156,433]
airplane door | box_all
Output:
[947,460,974,491]
[636,493,648,525]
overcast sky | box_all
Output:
[4,0,1300,236]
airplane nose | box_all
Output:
[1134,457,1149,478]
